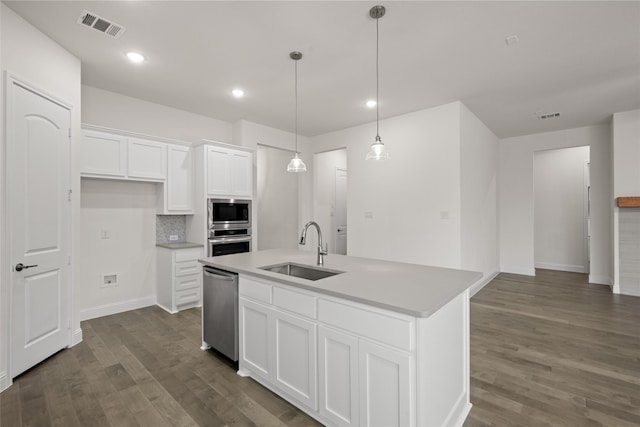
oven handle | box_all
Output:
[209,236,252,244]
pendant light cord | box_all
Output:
[376,15,380,140]
[295,58,299,153]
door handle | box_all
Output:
[15,263,38,272]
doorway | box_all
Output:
[313,149,347,254]
[534,146,590,274]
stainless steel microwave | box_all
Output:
[207,198,251,231]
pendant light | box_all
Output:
[287,51,307,173]
[366,5,389,161]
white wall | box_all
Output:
[611,109,640,294]
[499,124,611,284]
[1,3,82,390]
[314,149,347,254]
[612,109,640,197]
[257,146,299,250]
[312,102,468,268]
[460,104,500,289]
[80,86,235,316]
[82,85,232,144]
[79,180,158,318]
[233,120,313,250]
[534,146,590,272]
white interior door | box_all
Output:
[335,168,347,255]
[8,78,71,378]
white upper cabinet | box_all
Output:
[229,150,253,197]
[127,137,166,181]
[206,146,230,196]
[159,144,193,213]
[80,129,127,177]
[206,145,253,198]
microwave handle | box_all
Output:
[209,236,252,244]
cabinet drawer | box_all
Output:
[175,274,201,292]
[318,299,413,352]
[239,277,272,304]
[175,288,200,307]
[175,260,200,277]
[175,247,202,262]
[273,286,316,319]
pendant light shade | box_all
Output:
[287,152,307,172]
[287,51,307,173]
[366,5,389,161]
[366,135,389,161]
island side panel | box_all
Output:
[416,291,471,427]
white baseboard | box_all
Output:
[535,262,586,273]
[71,328,83,346]
[588,275,612,286]
[469,271,499,297]
[0,371,10,393]
[80,296,156,321]
[500,266,536,276]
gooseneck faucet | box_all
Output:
[299,221,328,266]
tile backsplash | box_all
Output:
[156,215,186,243]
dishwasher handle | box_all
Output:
[203,267,236,281]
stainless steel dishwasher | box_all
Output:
[202,266,238,362]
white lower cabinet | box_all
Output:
[274,311,317,410]
[238,275,470,427]
[318,326,359,427]
[239,298,272,381]
[358,340,411,427]
[156,246,203,313]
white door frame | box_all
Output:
[2,73,75,389]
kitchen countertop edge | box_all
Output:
[199,249,482,318]
[156,242,204,250]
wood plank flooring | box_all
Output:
[0,307,321,427]
[464,269,640,427]
[1,269,639,426]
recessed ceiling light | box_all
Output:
[232,89,245,98]
[366,100,377,108]
[126,52,145,63]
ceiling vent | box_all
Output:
[537,112,561,120]
[77,10,125,39]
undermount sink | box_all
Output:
[259,262,344,281]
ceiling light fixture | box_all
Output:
[126,51,145,63]
[232,88,245,98]
[287,51,307,173]
[366,100,377,108]
[366,5,389,161]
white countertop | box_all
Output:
[199,249,482,318]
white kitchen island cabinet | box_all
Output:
[203,249,480,427]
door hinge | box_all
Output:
[68,128,71,139]
[68,319,71,330]
[68,189,72,202]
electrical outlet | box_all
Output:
[169,235,179,241]
[101,273,118,287]
[101,229,110,239]
[364,211,374,219]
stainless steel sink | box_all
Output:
[259,262,344,281]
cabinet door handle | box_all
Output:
[15,263,38,272]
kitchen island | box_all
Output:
[200,249,481,427]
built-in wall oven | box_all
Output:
[207,198,252,257]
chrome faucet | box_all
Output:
[299,221,328,266]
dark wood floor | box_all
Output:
[1,269,639,426]
[464,269,640,427]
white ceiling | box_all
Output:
[5,1,640,138]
